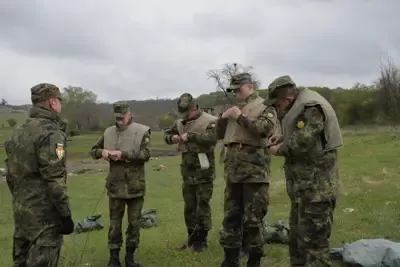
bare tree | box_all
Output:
[206,63,260,106]
[376,56,400,123]
[1,98,8,106]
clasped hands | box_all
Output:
[267,134,283,155]
[221,106,241,119]
[101,149,122,161]
[172,133,188,144]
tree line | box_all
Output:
[2,59,400,133]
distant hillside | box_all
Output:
[2,82,399,131]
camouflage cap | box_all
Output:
[30,83,62,104]
[227,73,253,92]
[177,93,197,117]
[113,101,130,117]
[265,75,296,105]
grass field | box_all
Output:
[1,128,400,266]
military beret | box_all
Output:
[227,73,254,92]
[30,83,62,104]
[265,75,296,105]
[113,101,131,117]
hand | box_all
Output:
[221,108,231,118]
[268,134,283,146]
[60,216,74,235]
[180,133,188,142]
[172,135,181,143]
[109,150,122,161]
[229,106,241,119]
[269,145,281,156]
[101,149,110,160]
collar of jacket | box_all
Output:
[29,106,67,132]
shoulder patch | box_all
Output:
[56,143,65,160]
[296,121,305,129]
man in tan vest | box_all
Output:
[90,101,151,267]
[163,93,218,252]
[216,73,278,267]
[267,75,343,267]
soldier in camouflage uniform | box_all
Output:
[216,73,278,267]
[163,93,218,252]
[90,101,151,267]
[267,76,343,267]
[4,83,74,267]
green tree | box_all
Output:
[158,114,175,130]
[7,118,17,127]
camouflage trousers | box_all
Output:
[288,200,336,267]
[182,181,214,231]
[219,182,269,255]
[108,196,144,249]
[12,225,63,267]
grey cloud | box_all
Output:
[0,0,398,105]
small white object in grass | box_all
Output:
[343,208,354,213]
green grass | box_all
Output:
[1,129,400,266]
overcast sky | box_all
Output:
[0,0,398,105]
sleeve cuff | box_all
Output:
[187,132,196,142]
[96,149,103,158]
[121,151,129,160]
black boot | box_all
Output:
[176,228,195,250]
[246,250,263,267]
[125,246,141,267]
[220,247,240,267]
[106,249,122,267]
[191,229,208,252]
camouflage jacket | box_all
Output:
[163,112,218,184]
[4,106,71,241]
[278,106,339,202]
[90,119,151,198]
[216,92,277,183]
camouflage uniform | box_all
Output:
[91,102,151,267]
[216,73,278,267]
[4,83,74,267]
[163,93,218,252]
[267,76,343,267]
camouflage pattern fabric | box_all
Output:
[30,82,63,104]
[108,197,144,249]
[288,200,336,267]
[226,72,254,92]
[112,101,131,117]
[219,182,269,256]
[163,112,217,185]
[182,182,213,231]
[217,92,277,183]
[265,75,296,106]
[75,214,104,234]
[278,106,339,202]
[91,117,151,251]
[276,106,339,266]
[262,220,290,245]
[4,104,71,267]
[140,209,157,228]
[164,108,217,245]
[90,119,151,199]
